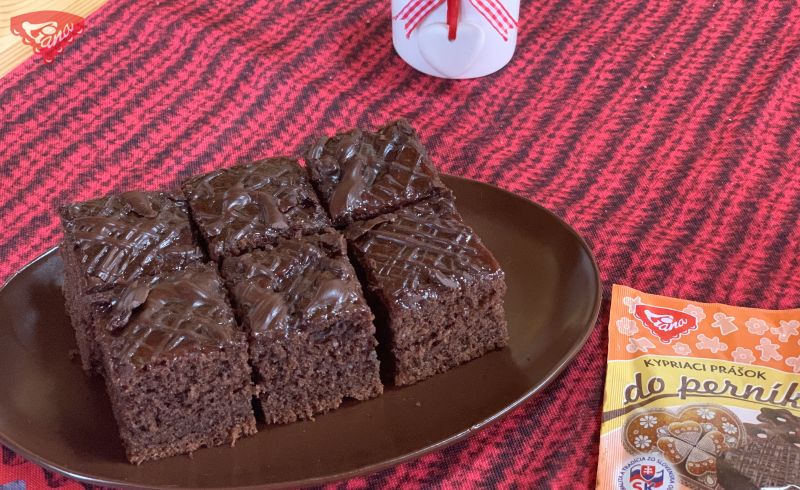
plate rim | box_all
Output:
[0,175,603,489]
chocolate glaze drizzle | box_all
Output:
[347,196,503,308]
[60,191,205,293]
[182,158,331,259]
[306,119,449,225]
[221,232,369,338]
[107,264,240,364]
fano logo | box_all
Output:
[633,303,698,344]
[10,11,85,63]
[617,455,676,490]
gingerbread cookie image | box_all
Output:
[717,408,800,489]
[623,405,744,489]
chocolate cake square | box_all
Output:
[220,231,382,424]
[59,191,205,373]
[96,263,256,464]
[345,195,508,386]
[305,119,450,227]
[181,157,332,261]
[718,408,800,489]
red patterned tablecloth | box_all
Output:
[2,0,800,488]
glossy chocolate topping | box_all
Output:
[346,196,503,308]
[106,264,240,364]
[182,158,331,259]
[59,192,205,293]
[221,232,369,337]
[306,119,449,225]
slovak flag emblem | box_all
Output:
[630,463,664,489]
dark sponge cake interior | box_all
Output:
[221,231,383,424]
[97,263,256,464]
[346,195,508,386]
[104,347,257,464]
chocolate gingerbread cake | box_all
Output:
[345,195,508,386]
[718,408,800,489]
[220,231,382,424]
[95,263,256,464]
[305,119,450,227]
[57,121,510,464]
[182,158,332,261]
[59,191,205,374]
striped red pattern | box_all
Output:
[395,0,446,38]
[2,0,800,487]
[395,0,516,40]
[468,0,517,41]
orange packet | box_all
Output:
[596,285,800,490]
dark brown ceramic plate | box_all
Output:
[0,175,601,489]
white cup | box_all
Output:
[392,0,520,79]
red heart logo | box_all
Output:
[634,303,698,343]
[10,11,85,62]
